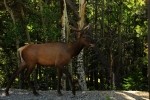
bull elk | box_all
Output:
[5,24,94,96]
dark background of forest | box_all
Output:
[0,0,148,91]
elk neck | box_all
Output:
[68,40,84,57]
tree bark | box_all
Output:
[115,0,123,89]
[77,0,87,91]
[61,0,71,90]
[39,0,46,35]
[4,0,31,89]
[148,0,150,98]
[3,0,22,88]
[101,0,105,37]
[3,0,15,24]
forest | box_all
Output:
[0,0,148,93]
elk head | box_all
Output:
[71,24,95,48]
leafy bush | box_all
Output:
[122,71,148,90]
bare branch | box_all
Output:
[3,0,15,24]
[66,0,80,20]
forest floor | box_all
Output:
[0,89,149,100]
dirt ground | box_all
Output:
[0,89,149,100]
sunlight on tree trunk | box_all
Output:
[77,0,87,91]
[61,0,70,42]
[61,0,71,90]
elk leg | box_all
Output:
[63,68,75,95]
[57,68,63,96]
[25,67,39,96]
[5,63,26,96]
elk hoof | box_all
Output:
[73,91,75,96]
[70,94,75,98]
[5,91,9,96]
[57,92,63,96]
[72,88,76,95]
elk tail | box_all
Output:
[18,45,29,63]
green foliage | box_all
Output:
[123,77,135,90]
[0,70,4,87]
[0,0,148,91]
[122,71,148,91]
[25,1,61,43]
[105,95,111,100]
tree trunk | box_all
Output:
[115,0,123,89]
[61,0,71,90]
[148,0,150,98]
[94,68,98,89]
[77,50,87,90]
[40,0,46,35]
[89,68,93,89]
[109,48,114,89]
[101,0,105,37]
[3,0,23,88]
[76,0,87,91]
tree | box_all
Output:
[76,0,87,91]
[61,0,70,90]
[148,0,150,98]
[0,0,148,91]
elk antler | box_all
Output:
[83,23,91,30]
[70,23,91,38]
[70,23,91,32]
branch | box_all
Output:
[66,0,80,20]
[4,0,15,24]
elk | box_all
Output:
[5,24,94,96]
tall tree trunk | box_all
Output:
[99,0,105,90]
[40,0,46,35]
[3,0,22,88]
[77,0,87,91]
[101,0,105,37]
[4,0,31,89]
[3,0,15,24]
[93,0,98,88]
[109,47,114,89]
[148,0,150,98]
[115,0,123,89]
[89,69,93,88]
[61,0,71,90]
[20,7,31,43]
